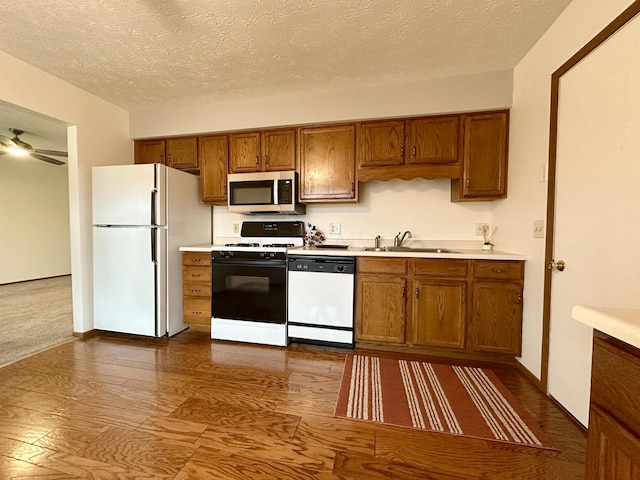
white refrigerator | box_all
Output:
[92,163,211,337]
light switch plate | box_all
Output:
[533,220,545,238]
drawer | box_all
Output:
[411,259,469,277]
[182,252,211,267]
[591,335,640,434]
[183,265,211,283]
[183,282,211,298]
[357,257,407,275]
[473,261,523,281]
[183,297,211,325]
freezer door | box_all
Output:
[93,226,165,336]
[92,164,166,226]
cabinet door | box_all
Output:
[166,137,198,170]
[299,125,357,202]
[356,274,406,343]
[357,120,405,167]
[229,132,261,173]
[410,278,466,349]
[262,129,296,171]
[587,406,640,480]
[471,281,523,355]
[199,135,229,205]
[453,111,508,200]
[134,139,166,164]
[407,116,458,165]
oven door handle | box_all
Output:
[211,259,286,268]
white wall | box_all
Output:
[130,70,512,137]
[0,157,70,283]
[0,50,131,333]
[493,0,637,380]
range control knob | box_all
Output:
[336,264,345,272]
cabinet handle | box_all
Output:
[466,178,471,188]
[400,147,405,157]
[192,274,201,278]
[265,154,269,165]
[515,292,522,304]
[491,268,504,273]
[256,155,259,165]
[191,289,201,293]
[401,286,405,297]
[412,146,416,157]
[415,288,419,298]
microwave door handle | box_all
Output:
[273,179,278,206]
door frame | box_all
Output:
[540,1,640,389]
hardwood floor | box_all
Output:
[0,330,586,479]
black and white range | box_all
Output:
[210,221,355,348]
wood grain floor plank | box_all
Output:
[171,397,300,442]
[374,428,584,480]
[7,442,163,479]
[293,415,375,455]
[138,416,209,443]
[75,426,197,477]
[334,450,474,480]
[34,424,111,455]
[175,445,342,480]
[0,454,78,479]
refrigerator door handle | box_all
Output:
[151,228,157,263]
[151,189,158,226]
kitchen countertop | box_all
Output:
[180,244,526,261]
[573,305,640,349]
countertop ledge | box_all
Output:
[180,244,526,261]
[573,305,640,349]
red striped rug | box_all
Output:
[335,354,554,449]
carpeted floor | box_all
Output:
[0,275,75,367]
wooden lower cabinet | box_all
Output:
[355,257,407,343]
[410,278,466,349]
[587,332,640,479]
[470,260,524,356]
[355,256,524,357]
[182,252,212,328]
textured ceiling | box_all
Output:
[0,0,571,113]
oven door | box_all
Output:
[211,258,286,324]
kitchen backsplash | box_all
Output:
[212,177,494,246]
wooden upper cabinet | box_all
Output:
[262,129,296,171]
[166,137,198,170]
[134,139,166,164]
[229,132,261,173]
[229,129,296,173]
[407,116,459,165]
[452,111,509,201]
[298,124,357,202]
[199,134,229,205]
[357,120,405,168]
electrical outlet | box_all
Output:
[533,220,545,238]
[475,223,490,236]
[233,223,240,234]
[329,223,341,234]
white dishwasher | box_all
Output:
[287,255,355,347]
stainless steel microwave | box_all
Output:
[227,171,306,215]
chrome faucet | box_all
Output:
[394,230,412,247]
[374,235,381,249]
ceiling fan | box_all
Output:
[0,128,67,165]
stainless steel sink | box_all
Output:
[362,247,386,252]
[384,246,460,253]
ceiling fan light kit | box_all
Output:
[0,128,67,165]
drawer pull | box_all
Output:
[491,268,504,273]
[192,274,201,277]
[191,289,202,293]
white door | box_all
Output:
[93,226,161,336]
[92,164,166,226]
[548,17,640,426]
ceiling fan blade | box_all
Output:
[0,135,19,149]
[32,149,68,157]
[30,153,66,165]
